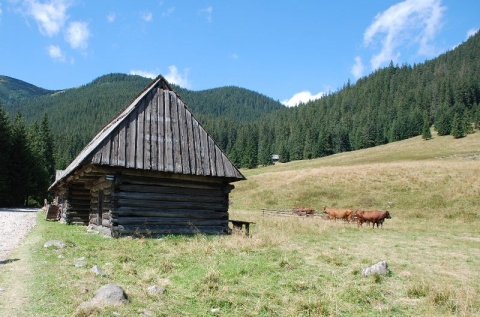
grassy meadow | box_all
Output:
[1,131,480,316]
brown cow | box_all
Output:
[323,206,353,222]
[354,210,391,228]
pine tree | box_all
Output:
[9,113,32,206]
[0,107,12,206]
[434,102,452,136]
[421,112,432,140]
[451,112,466,139]
[27,122,50,205]
[41,114,56,184]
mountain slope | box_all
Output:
[0,73,285,167]
[175,86,285,123]
[0,76,53,103]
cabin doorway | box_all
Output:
[97,190,104,226]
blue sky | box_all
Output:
[0,1,478,107]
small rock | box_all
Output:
[43,240,66,249]
[57,254,64,259]
[91,265,104,276]
[362,260,389,276]
[74,257,87,267]
[0,287,5,292]
[147,285,166,296]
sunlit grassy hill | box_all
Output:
[231,130,480,220]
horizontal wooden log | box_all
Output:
[112,207,228,218]
[68,201,91,207]
[119,184,223,197]
[113,217,228,226]
[115,198,227,211]
[90,182,113,192]
[69,191,90,198]
[119,175,223,190]
[65,211,89,218]
[112,224,229,235]
[68,218,89,223]
[69,206,91,211]
[112,191,225,204]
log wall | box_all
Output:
[54,183,91,225]
[107,172,232,237]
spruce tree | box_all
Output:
[9,113,32,206]
[0,107,12,206]
[41,114,56,184]
[421,113,432,140]
[451,112,466,139]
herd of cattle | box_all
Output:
[290,206,392,228]
[322,206,392,228]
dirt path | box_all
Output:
[0,208,38,316]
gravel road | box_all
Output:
[0,208,38,262]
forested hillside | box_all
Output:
[202,32,480,168]
[0,32,479,207]
[1,73,284,168]
[0,76,53,102]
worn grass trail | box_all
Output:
[0,224,39,316]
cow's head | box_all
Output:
[385,211,392,219]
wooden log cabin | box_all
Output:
[49,76,245,237]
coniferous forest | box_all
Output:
[0,32,479,207]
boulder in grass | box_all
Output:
[362,261,389,276]
[91,284,128,304]
[43,240,66,249]
[77,284,128,311]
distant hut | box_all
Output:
[49,76,245,237]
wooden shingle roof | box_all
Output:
[50,76,245,190]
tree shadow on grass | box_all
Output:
[0,258,20,265]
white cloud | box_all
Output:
[164,65,191,88]
[130,69,157,79]
[23,0,70,37]
[351,56,364,79]
[141,11,153,22]
[107,12,116,23]
[281,91,325,107]
[47,44,65,61]
[130,66,191,88]
[161,7,175,17]
[199,6,213,23]
[65,21,90,50]
[364,0,445,70]
[229,53,239,60]
[0,3,3,18]
[467,28,479,39]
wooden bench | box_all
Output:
[229,220,255,236]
